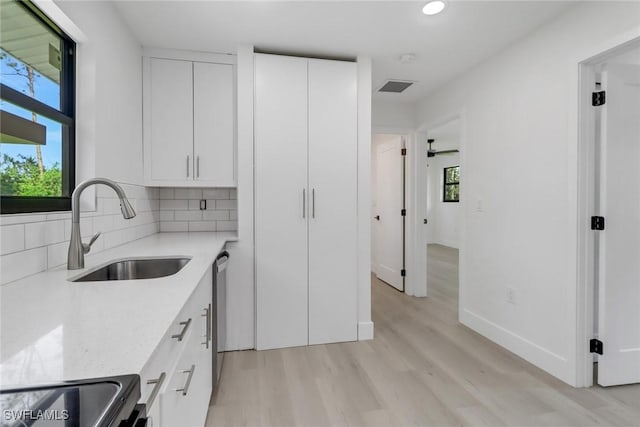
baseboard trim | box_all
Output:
[460,309,575,385]
[358,321,374,340]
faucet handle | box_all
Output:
[82,231,102,254]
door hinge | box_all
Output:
[590,338,603,355]
[401,209,406,216]
[401,269,406,277]
[591,216,605,230]
[401,148,407,156]
[592,91,606,106]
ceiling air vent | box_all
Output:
[378,80,414,93]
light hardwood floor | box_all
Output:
[206,244,640,426]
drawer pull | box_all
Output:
[171,318,192,342]
[145,372,166,409]
[202,305,211,348]
[175,365,196,396]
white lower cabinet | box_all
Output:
[139,267,213,427]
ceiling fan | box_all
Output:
[427,138,459,157]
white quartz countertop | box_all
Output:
[0,232,236,388]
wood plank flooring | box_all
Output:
[206,244,640,426]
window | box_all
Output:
[443,165,459,202]
[0,0,75,213]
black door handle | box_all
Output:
[374,215,380,220]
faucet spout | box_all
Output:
[67,178,137,270]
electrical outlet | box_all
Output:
[507,287,516,304]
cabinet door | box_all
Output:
[308,59,358,345]
[255,54,309,350]
[193,62,235,185]
[149,58,194,181]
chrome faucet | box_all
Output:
[67,178,136,270]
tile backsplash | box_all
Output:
[159,188,238,232]
[0,184,160,285]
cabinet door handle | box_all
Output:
[201,305,211,348]
[186,155,190,177]
[196,156,200,178]
[175,365,196,396]
[145,372,166,409]
[171,318,191,341]
[312,188,315,219]
[302,189,306,218]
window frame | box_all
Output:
[0,0,76,214]
[443,165,460,203]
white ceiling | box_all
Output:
[114,0,577,104]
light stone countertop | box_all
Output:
[0,232,236,388]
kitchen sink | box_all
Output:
[72,257,191,282]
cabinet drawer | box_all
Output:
[160,307,212,427]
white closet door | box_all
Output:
[597,63,640,386]
[149,58,193,181]
[193,62,235,185]
[255,54,309,350]
[308,59,358,345]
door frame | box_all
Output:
[574,30,640,387]
[406,111,467,299]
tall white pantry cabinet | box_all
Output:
[255,53,358,350]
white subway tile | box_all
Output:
[202,210,229,221]
[229,210,238,221]
[25,222,46,249]
[159,188,174,199]
[0,213,47,226]
[188,222,216,232]
[159,211,174,221]
[215,199,237,210]
[93,215,115,233]
[160,222,188,232]
[229,189,237,200]
[174,188,202,200]
[1,247,47,284]
[47,241,69,269]
[45,221,66,245]
[1,224,25,255]
[45,212,72,221]
[102,230,124,249]
[216,221,238,231]
[160,200,188,211]
[203,189,229,199]
[174,210,203,221]
[188,200,204,210]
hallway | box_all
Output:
[207,245,640,426]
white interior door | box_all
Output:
[597,62,640,386]
[375,138,404,291]
[255,54,309,350]
[308,59,358,345]
[149,58,193,181]
[193,62,235,185]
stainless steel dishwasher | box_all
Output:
[213,250,229,388]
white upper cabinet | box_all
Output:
[143,51,236,187]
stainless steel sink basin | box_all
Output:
[72,257,191,282]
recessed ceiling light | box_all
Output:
[422,1,446,15]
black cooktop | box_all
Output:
[0,375,140,427]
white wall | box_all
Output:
[372,99,415,133]
[427,153,460,248]
[52,0,143,187]
[415,1,640,386]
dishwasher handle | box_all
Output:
[216,251,230,273]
